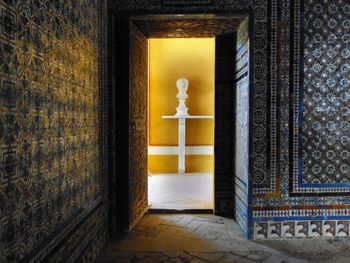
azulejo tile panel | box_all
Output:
[0,0,106,261]
[129,23,149,228]
[235,18,250,237]
[252,0,350,238]
[254,220,350,239]
[302,1,350,187]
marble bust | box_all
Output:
[175,78,189,116]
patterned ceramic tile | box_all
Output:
[0,0,107,261]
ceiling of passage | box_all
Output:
[132,15,246,38]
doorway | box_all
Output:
[111,14,252,235]
[147,37,215,211]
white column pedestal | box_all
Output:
[178,118,186,174]
[162,115,214,174]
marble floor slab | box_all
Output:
[148,173,213,210]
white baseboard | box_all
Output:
[148,146,214,155]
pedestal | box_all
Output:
[162,115,214,174]
[178,118,186,174]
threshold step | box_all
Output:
[148,208,214,214]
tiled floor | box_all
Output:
[148,173,213,210]
[97,214,350,263]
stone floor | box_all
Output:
[97,214,350,263]
[148,173,213,210]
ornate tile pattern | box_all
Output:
[235,18,250,237]
[302,1,350,186]
[132,17,244,38]
[129,22,149,229]
[254,220,350,239]
[0,0,106,260]
[253,0,350,238]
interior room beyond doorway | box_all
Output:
[148,38,215,210]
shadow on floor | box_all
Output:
[96,214,350,262]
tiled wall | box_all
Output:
[253,0,350,238]
[303,1,350,186]
[235,18,250,237]
[0,0,106,260]
[129,23,149,229]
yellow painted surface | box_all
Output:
[148,155,214,174]
[149,38,215,145]
[148,38,215,173]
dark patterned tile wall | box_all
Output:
[303,1,350,185]
[0,0,105,261]
[253,0,350,238]
[129,23,148,229]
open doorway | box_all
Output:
[112,14,252,235]
[147,38,215,210]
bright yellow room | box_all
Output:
[148,38,215,210]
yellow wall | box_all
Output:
[148,38,215,173]
[148,155,214,173]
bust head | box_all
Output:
[176,78,189,93]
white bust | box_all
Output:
[176,78,189,95]
[175,78,189,116]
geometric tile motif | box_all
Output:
[129,23,149,229]
[252,0,350,237]
[254,220,350,239]
[133,17,244,38]
[30,204,108,263]
[0,0,102,261]
[253,208,350,219]
[302,1,350,185]
[235,18,250,236]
